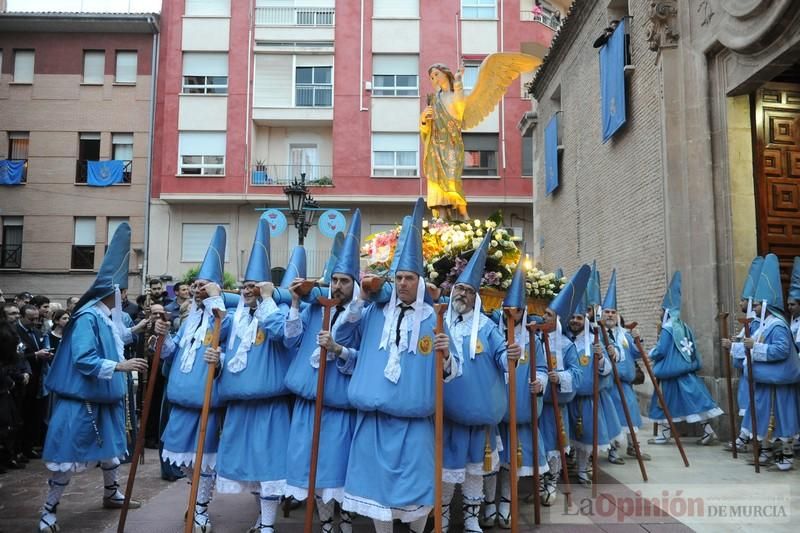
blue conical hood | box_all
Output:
[549,264,591,326]
[754,253,784,312]
[503,252,527,309]
[243,219,271,283]
[196,226,226,286]
[555,267,564,281]
[280,246,307,288]
[602,269,618,310]
[788,256,800,301]
[394,198,425,277]
[389,216,411,278]
[333,209,361,280]
[456,231,492,290]
[741,257,763,301]
[662,271,681,318]
[321,232,345,284]
[73,222,131,312]
[586,260,602,307]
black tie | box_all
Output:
[331,305,345,327]
[455,314,464,325]
[395,305,413,346]
[607,329,616,343]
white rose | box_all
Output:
[476,229,484,237]
[474,219,482,227]
[491,240,498,247]
[430,272,439,280]
[494,251,503,259]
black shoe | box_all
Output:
[24,449,42,460]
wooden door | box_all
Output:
[753,83,800,287]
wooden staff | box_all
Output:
[739,317,760,473]
[433,303,448,533]
[527,326,541,526]
[503,308,521,533]
[304,296,338,533]
[117,334,164,533]
[625,322,689,467]
[591,324,600,495]
[600,325,647,482]
[718,312,738,459]
[185,308,225,533]
[536,324,572,506]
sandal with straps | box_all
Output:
[339,511,353,533]
[496,497,511,530]
[319,517,334,533]
[463,504,483,533]
[247,523,274,533]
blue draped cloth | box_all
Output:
[0,160,25,185]
[600,19,627,142]
[87,160,124,186]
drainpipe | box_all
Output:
[142,14,160,293]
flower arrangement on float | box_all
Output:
[360,213,567,315]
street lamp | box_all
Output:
[283,172,319,245]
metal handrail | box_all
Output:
[255,7,335,26]
[250,164,333,186]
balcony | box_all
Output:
[0,244,22,269]
[255,6,334,26]
[250,164,333,186]
[75,160,132,185]
[520,9,563,30]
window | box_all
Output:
[373,0,419,18]
[83,50,105,84]
[463,133,498,176]
[522,130,533,176]
[76,132,101,182]
[178,131,226,176]
[295,66,332,107]
[182,52,228,94]
[373,55,419,96]
[290,144,319,180]
[8,132,29,182]
[372,133,418,177]
[112,133,133,182]
[181,223,230,262]
[72,217,96,270]
[461,0,496,19]
[462,62,480,94]
[185,0,230,16]
[115,51,137,83]
[107,217,128,243]
[1,217,23,269]
[13,50,34,83]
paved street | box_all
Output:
[1,427,797,533]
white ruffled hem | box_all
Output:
[569,441,611,454]
[467,454,498,476]
[442,468,464,484]
[342,493,431,522]
[620,425,640,435]
[161,449,217,472]
[652,407,724,424]
[216,476,285,496]
[284,485,344,504]
[45,457,121,473]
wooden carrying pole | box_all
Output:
[304,297,338,533]
[626,323,689,467]
[718,312,738,459]
[538,325,572,505]
[185,308,225,533]
[433,303,448,533]
[117,334,165,533]
[739,318,760,473]
[599,325,647,482]
[503,309,520,533]
[591,326,601,494]
[526,326,541,526]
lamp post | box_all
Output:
[283,173,319,245]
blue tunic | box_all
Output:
[732,319,760,416]
[538,330,580,458]
[648,323,722,423]
[739,315,800,440]
[44,304,128,469]
[607,330,643,433]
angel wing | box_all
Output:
[462,52,543,130]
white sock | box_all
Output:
[498,467,511,518]
[373,519,393,533]
[339,509,354,533]
[577,448,590,472]
[462,473,483,505]
[316,496,334,532]
[44,471,71,512]
[409,514,428,533]
[101,461,121,499]
[483,471,497,503]
[259,496,279,529]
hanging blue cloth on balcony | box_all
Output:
[544,113,560,195]
[87,160,124,187]
[0,160,25,185]
[600,18,627,143]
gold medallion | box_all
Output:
[418,335,433,355]
[254,329,266,346]
[475,339,484,354]
[202,330,213,346]
[580,354,590,367]
[549,355,557,369]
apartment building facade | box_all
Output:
[0,12,159,300]
[147,0,564,281]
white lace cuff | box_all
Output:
[752,342,768,362]
[254,297,279,322]
[98,359,117,380]
[731,342,746,360]
[284,308,303,339]
[558,371,573,393]
[203,295,225,313]
[535,371,548,396]
[344,300,365,322]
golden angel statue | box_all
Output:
[420,53,542,220]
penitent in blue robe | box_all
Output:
[215,298,293,496]
[283,299,358,504]
[538,329,581,460]
[44,303,128,471]
[161,296,231,472]
[606,329,643,434]
[731,318,760,416]
[334,298,457,523]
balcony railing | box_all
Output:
[520,10,563,30]
[250,164,333,186]
[75,160,132,184]
[295,85,332,107]
[0,244,22,268]
[255,6,335,26]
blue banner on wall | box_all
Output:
[87,160,125,186]
[0,160,25,186]
[600,18,627,142]
[544,114,560,196]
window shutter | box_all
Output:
[373,55,418,75]
[181,223,230,262]
[83,51,105,84]
[74,218,97,246]
[253,54,292,107]
[13,50,34,83]
[115,51,138,83]
[178,132,227,156]
[183,52,228,76]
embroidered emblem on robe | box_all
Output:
[418,335,433,355]
[580,354,590,367]
[203,330,213,346]
[254,328,266,346]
